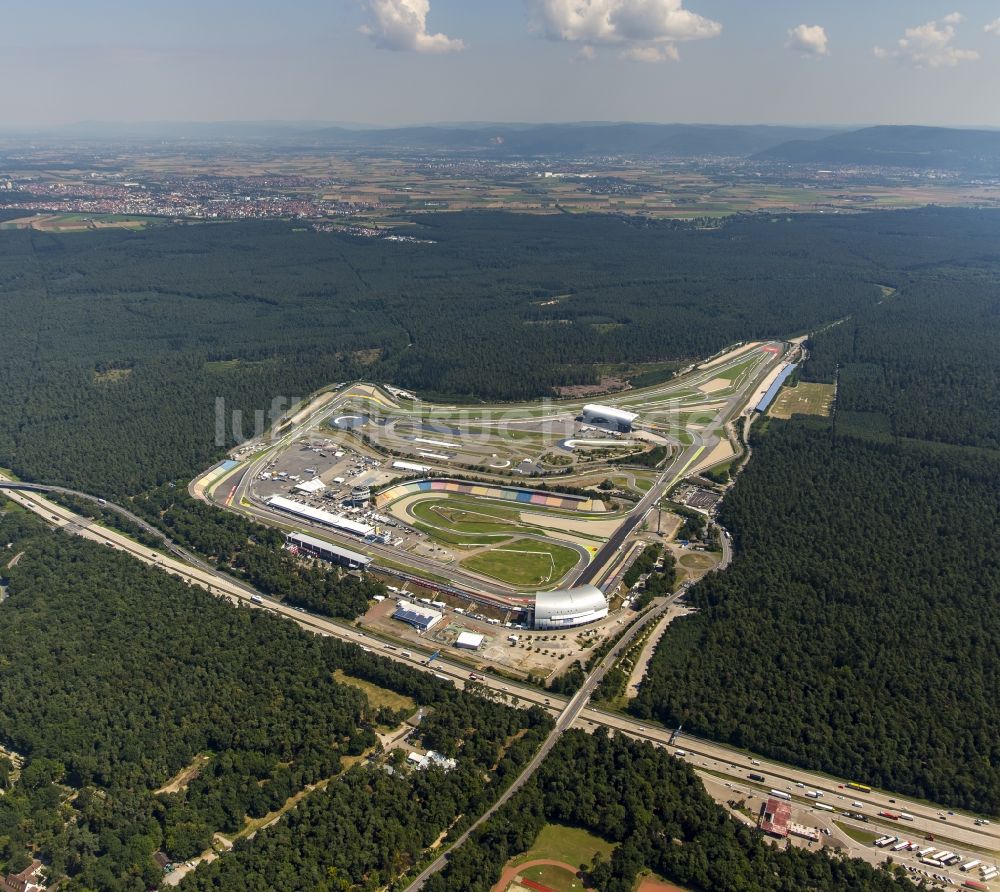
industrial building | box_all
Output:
[454,631,485,650]
[581,404,638,432]
[393,600,443,632]
[267,495,374,538]
[293,478,326,495]
[532,585,609,629]
[284,532,372,569]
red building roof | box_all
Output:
[760,797,792,838]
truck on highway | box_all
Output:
[769,790,791,801]
[878,811,901,820]
[748,773,765,782]
[805,790,821,798]
[813,803,833,812]
[846,782,872,793]
[899,813,914,821]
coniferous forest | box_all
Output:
[3,206,1000,887]
[634,254,1000,812]
[0,510,551,889]
[5,207,999,497]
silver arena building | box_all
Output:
[532,585,609,629]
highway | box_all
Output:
[5,469,998,881]
[401,586,684,891]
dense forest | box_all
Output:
[634,256,1000,811]
[0,508,550,890]
[11,208,1000,495]
[425,731,917,892]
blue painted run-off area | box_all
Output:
[755,364,798,413]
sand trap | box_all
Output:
[693,438,736,474]
[698,377,731,394]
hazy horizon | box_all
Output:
[2,0,1000,130]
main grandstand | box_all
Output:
[532,585,609,629]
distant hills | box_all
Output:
[304,122,841,157]
[9,120,1000,173]
[755,125,1000,174]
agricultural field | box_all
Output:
[769,381,836,419]
[0,212,155,231]
[460,538,582,588]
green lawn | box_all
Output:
[460,538,580,587]
[832,821,879,845]
[514,823,615,870]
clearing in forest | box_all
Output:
[769,382,836,419]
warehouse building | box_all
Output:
[284,532,372,569]
[454,631,485,650]
[293,478,326,495]
[393,600,442,632]
[533,584,609,629]
[581,404,638,433]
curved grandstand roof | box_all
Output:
[534,584,609,629]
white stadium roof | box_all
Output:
[267,495,374,537]
[582,404,638,425]
[533,584,609,629]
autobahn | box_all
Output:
[4,477,997,873]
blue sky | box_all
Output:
[2,0,999,127]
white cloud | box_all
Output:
[362,0,464,53]
[786,24,828,57]
[985,17,1000,35]
[874,14,978,68]
[529,0,721,61]
[621,44,679,62]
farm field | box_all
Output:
[460,538,582,587]
[0,212,155,231]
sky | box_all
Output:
[2,0,1000,129]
